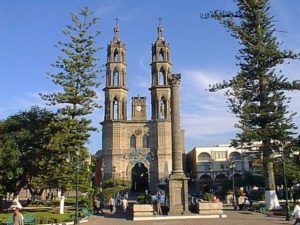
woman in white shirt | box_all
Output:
[292,202,300,225]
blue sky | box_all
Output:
[1,0,300,153]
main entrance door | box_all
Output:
[131,163,149,192]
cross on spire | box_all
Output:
[115,18,119,27]
[158,17,162,26]
[113,18,120,40]
[157,17,164,40]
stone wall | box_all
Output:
[196,202,223,215]
[133,204,154,217]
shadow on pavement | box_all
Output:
[94,208,133,220]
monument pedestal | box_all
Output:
[168,172,190,215]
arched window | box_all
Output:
[143,134,149,148]
[159,68,166,85]
[113,97,119,119]
[113,49,119,62]
[159,49,165,61]
[130,134,136,148]
[113,69,119,86]
[159,96,167,119]
[229,152,242,161]
[198,152,211,161]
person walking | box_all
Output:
[121,197,128,212]
[108,196,115,213]
[10,200,24,225]
[93,197,100,215]
[99,197,104,214]
[156,191,162,215]
[292,202,300,225]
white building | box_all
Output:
[186,144,250,194]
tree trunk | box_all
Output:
[59,189,65,214]
[263,154,280,210]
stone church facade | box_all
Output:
[101,21,183,192]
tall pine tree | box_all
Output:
[202,0,300,209]
[40,7,101,212]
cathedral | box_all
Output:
[100,21,184,192]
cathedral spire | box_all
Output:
[157,17,164,40]
[113,18,120,41]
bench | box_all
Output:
[6,216,13,225]
[6,215,36,225]
[82,208,92,218]
[24,215,36,225]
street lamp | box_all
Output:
[66,146,89,225]
[229,162,237,210]
[280,146,291,221]
[74,148,80,225]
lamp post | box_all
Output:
[280,146,291,221]
[66,146,88,225]
[229,162,237,210]
[74,148,80,225]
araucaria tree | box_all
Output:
[40,7,101,209]
[202,0,300,209]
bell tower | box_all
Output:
[150,19,172,121]
[104,19,128,121]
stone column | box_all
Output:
[167,73,190,215]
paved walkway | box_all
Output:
[87,209,293,225]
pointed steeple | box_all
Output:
[104,18,128,121]
[157,17,164,40]
[113,18,121,41]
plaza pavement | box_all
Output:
[86,208,293,225]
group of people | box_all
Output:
[237,195,251,211]
[94,192,129,214]
[108,194,129,213]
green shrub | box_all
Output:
[0,210,75,223]
[202,192,214,202]
[137,194,152,204]
[102,178,130,189]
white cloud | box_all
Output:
[179,68,237,144]
[182,112,237,139]
[179,67,300,148]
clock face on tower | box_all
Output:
[136,105,142,112]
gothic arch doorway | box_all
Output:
[131,163,149,192]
